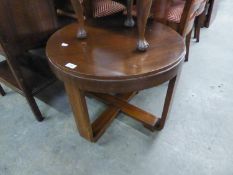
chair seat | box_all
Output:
[167,0,207,23]
[196,0,208,16]
[93,0,126,18]
[167,1,185,23]
[123,5,154,18]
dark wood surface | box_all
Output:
[0,60,55,96]
[46,20,185,142]
[0,0,59,121]
[47,20,185,93]
[70,0,153,51]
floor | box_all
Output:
[0,1,233,175]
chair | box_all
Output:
[121,0,203,61]
[56,0,125,19]
[0,0,59,121]
[194,0,208,42]
[163,0,206,61]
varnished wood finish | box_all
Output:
[194,10,206,42]
[46,20,185,142]
[0,60,55,95]
[92,93,159,126]
[70,0,87,39]
[0,0,59,121]
[65,78,94,141]
[152,0,172,24]
[47,21,185,92]
[136,0,153,51]
[178,0,205,37]
[91,92,137,141]
[165,0,205,61]
[124,0,135,27]
[70,0,153,51]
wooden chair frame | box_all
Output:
[0,0,59,121]
[166,0,206,61]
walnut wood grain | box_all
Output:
[92,93,159,126]
[91,92,137,141]
[64,78,94,141]
[46,20,185,142]
[0,0,59,121]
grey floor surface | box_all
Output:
[0,0,233,174]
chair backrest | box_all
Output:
[0,0,58,57]
[152,0,172,23]
[82,0,94,17]
[179,0,204,37]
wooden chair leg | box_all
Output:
[196,11,206,43]
[194,17,198,39]
[24,93,44,121]
[6,59,44,121]
[196,21,201,42]
[0,84,6,96]
[204,0,214,28]
[124,0,135,27]
[185,30,192,62]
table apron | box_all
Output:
[55,60,183,94]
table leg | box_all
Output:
[65,80,94,142]
[156,75,177,130]
[64,74,181,141]
[143,75,178,131]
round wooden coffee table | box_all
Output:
[46,21,185,142]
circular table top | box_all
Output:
[46,21,185,83]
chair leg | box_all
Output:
[6,58,44,122]
[24,93,44,122]
[0,84,6,96]
[196,11,206,43]
[194,17,198,39]
[185,30,192,62]
[195,16,202,42]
